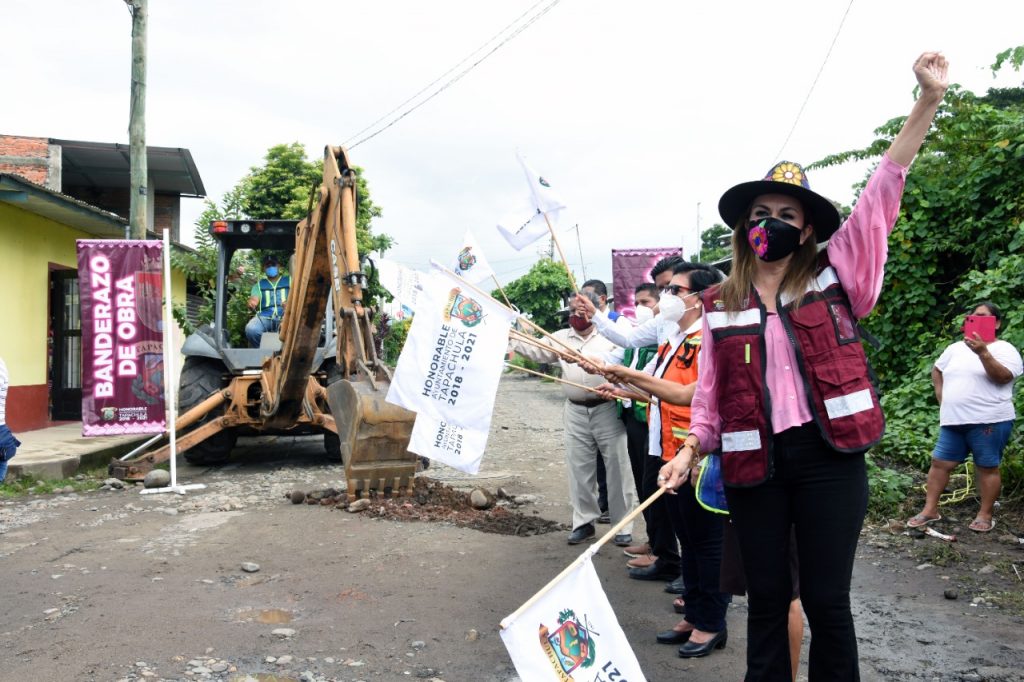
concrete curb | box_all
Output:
[7,437,150,481]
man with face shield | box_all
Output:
[508,290,638,546]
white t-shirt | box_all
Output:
[935,340,1023,426]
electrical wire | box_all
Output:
[342,0,550,148]
[769,0,855,164]
[348,0,564,149]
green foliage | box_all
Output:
[813,46,1024,500]
[498,259,575,332]
[173,143,394,345]
[692,223,731,264]
[865,454,914,519]
[381,317,412,365]
[505,353,541,372]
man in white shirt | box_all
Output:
[908,302,1023,533]
[509,291,638,546]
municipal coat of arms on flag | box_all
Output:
[451,229,496,285]
[385,264,515,431]
[500,556,647,681]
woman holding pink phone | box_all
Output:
[908,301,1022,532]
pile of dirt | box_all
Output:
[287,477,567,537]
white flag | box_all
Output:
[497,153,566,251]
[408,413,490,474]
[385,264,515,430]
[377,258,424,319]
[451,229,496,284]
[500,556,647,682]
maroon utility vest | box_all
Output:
[702,256,884,487]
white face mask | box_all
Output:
[634,305,654,324]
[658,291,700,323]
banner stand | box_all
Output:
[141,229,205,496]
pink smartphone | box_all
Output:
[964,315,996,343]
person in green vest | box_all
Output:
[245,254,291,348]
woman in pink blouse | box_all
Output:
[660,53,949,681]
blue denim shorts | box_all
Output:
[933,421,1013,468]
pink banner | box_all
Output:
[77,240,166,436]
[611,247,683,319]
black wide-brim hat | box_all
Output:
[718,161,842,242]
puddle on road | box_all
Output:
[235,608,294,624]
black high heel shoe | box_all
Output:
[677,629,727,658]
[655,628,692,645]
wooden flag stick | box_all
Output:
[543,211,578,293]
[503,361,605,395]
[499,486,667,629]
[490,275,513,309]
[508,329,582,363]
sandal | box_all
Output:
[907,513,942,529]
[673,597,686,614]
[969,517,995,533]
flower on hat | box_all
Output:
[769,162,805,187]
[748,221,769,257]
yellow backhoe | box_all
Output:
[109,146,417,499]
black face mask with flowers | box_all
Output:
[747,217,803,262]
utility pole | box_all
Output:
[127,0,148,240]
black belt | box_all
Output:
[568,397,609,408]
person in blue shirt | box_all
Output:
[245,255,290,348]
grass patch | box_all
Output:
[0,466,109,499]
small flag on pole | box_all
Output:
[500,556,647,681]
[451,229,496,284]
[497,153,566,251]
[408,413,490,474]
[376,258,425,320]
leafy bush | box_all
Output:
[865,454,914,519]
[381,317,412,365]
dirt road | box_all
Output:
[1,374,1022,681]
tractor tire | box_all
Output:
[178,357,237,465]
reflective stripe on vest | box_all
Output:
[258,276,290,319]
[702,256,884,487]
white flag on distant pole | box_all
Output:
[497,153,566,251]
[408,413,490,474]
[451,229,496,284]
[376,258,424,320]
[385,264,515,430]
[500,556,647,681]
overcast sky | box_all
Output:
[6,1,1023,285]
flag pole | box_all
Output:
[500,486,667,629]
[504,362,648,401]
[490,275,513,309]
[542,212,578,293]
[141,230,205,496]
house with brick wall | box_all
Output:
[0,134,205,432]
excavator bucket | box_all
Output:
[327,377,416,499]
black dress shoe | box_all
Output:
[628,562,679,581]
[597,510,611,524]
[567,523,595,545]
[656,628,692,645]
[664,576,686,594]
[678,630,727,658]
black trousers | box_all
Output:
[641,450,680,567]
[596,450,608,512]
[665,479,729,631]
[725,423,868,682]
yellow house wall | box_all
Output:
[0,202,188,390]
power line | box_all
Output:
[342,0,550,148]
[769,0,855,164]
[348,0,564,149]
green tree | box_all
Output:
[172,143,393,344]
[810,46,1024,493]
[691,223,732,263]
[498,259,575,332]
